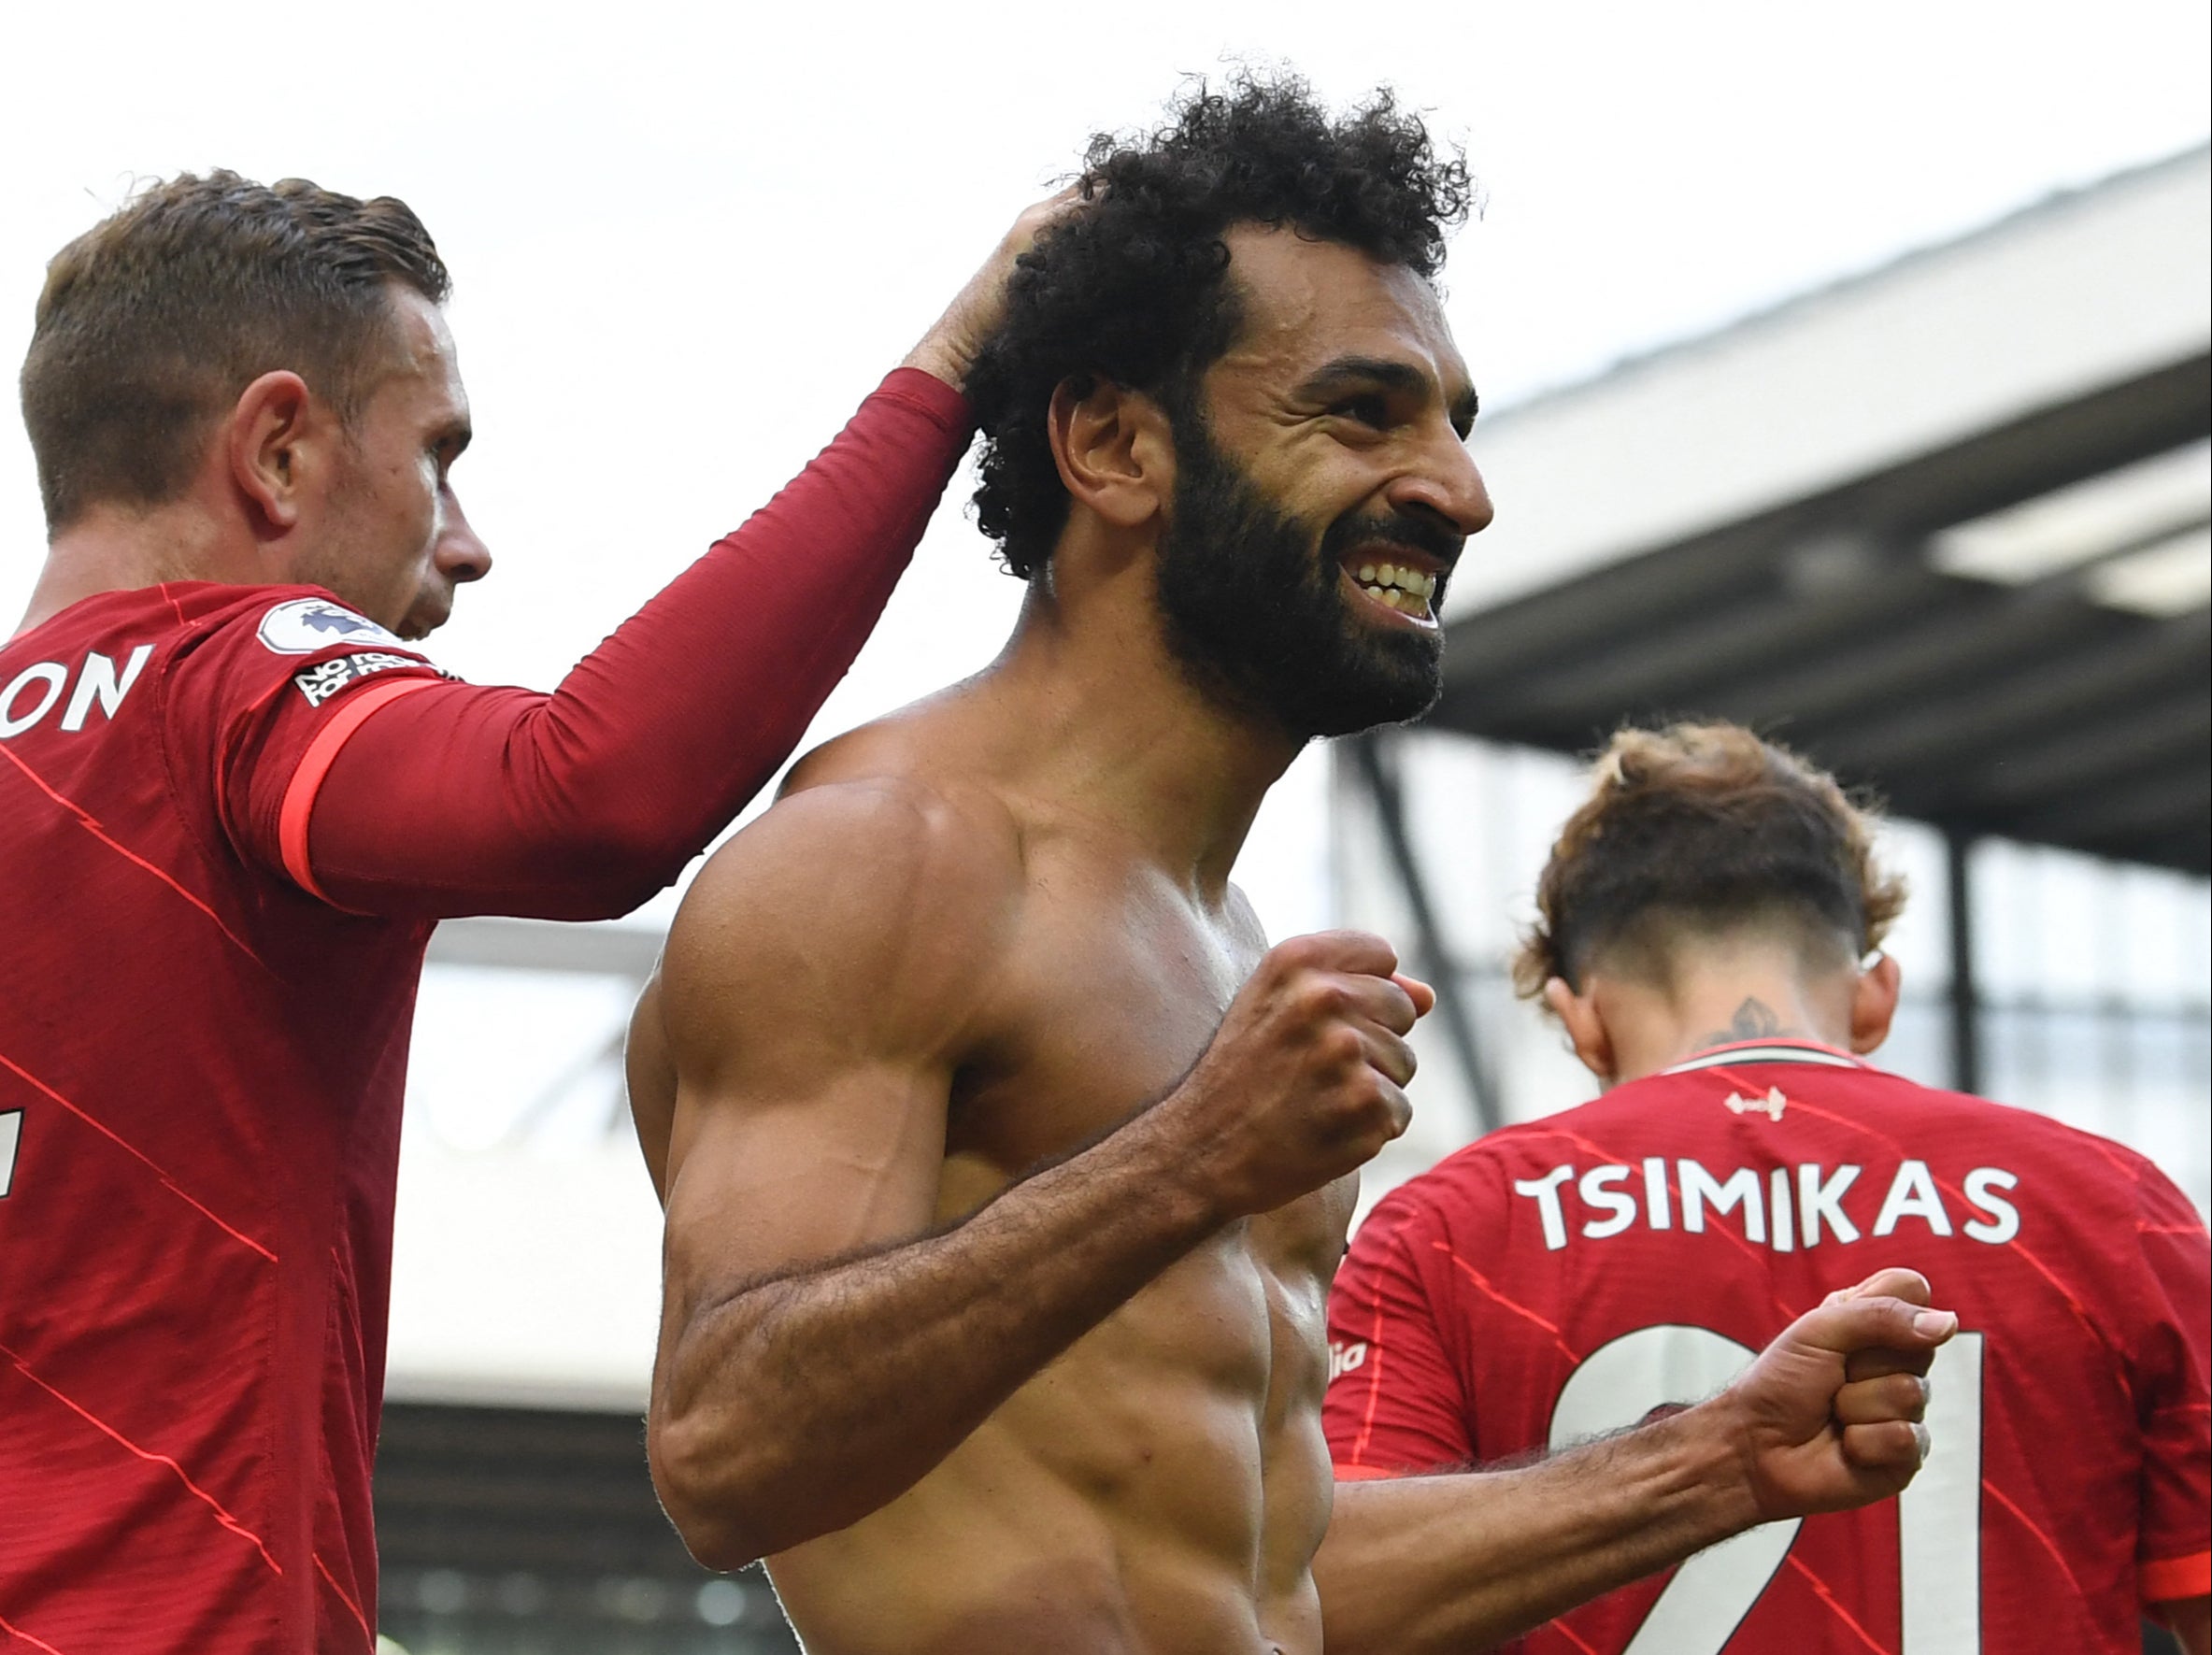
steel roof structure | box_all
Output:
[1432,148,2211,874]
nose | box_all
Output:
[1387,425,1494,540]
[437,496,493,586]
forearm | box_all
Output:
[1316,1404,1761,1655]
[653,1112,1221,1565]
[303,370,969,919]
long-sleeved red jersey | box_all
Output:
[0,367,967,1652]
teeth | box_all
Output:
[1349,562,1438,615]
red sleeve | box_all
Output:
[235,368,969,919]
[2132,1165,2211,1605]
[1323,1183,1477,1477]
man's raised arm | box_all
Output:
[244,199,1077,920]
[633,778,1432,1568]
[1314,1269,1955,1653]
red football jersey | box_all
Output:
[0,585,444,1652]
[1324,1039,2212,1655]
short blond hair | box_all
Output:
[1513,721,1907,1003]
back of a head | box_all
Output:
[1515,722,1907,1005]
[964,71,1474,580]
[20,171,450,534]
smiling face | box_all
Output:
[293,286,491,639]
[1152,225,1491,740]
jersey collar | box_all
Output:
[1661,1037,1872,1077]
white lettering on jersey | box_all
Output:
[1579,1165,1637,1239]
[1873,1159,1954,1237]
[1961,1167,2021,1244]
[291,650,431,707]
[1797,1163,1862,1246]
[0,1109,19,1197]
[0,646,155,739]
[1643,1157,1673,1230]
[1511,1155,2021,1252]
[0,662,67,737]
[59,646,152,731]
[1680,1159,1766,1244]
[1513,1164,1577,1251]
[1328,1339,1369,1382]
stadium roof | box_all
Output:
[1434,147,2211,873]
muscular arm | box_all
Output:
[1315,1281,1952,1653]
[641,783,1428,1569]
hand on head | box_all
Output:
[905,186,1087,392]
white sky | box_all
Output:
[3,0,2207,934]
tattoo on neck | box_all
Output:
[1692,997,1802,1053]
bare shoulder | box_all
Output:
[660,757,1027,1077]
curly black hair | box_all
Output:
[964,73,1475,580]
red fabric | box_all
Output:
[1323,1043,2212,1654]
[278,678,437,899]
[275,366,968,919]
[0,368,968,1652]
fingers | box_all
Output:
[1834,1371,1929,1428]
[1845,1345,1933,1383]
[1839,1418,1929,1477]
[1270,929,1403,981]
[1792,1291,1957,1361]
[1822,1267,1933,1309]
[1392,973,1438,1017]
[1362,1027,1420,1090]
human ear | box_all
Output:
[1848,950,1902,1055]
[1046,377,1172,532]
[226,371,316,535]
[1543,976,1616,1087]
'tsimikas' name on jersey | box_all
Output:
[1510,1158,2020,1252]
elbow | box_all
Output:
[499,824,702,922]
[649,1410,775,1572]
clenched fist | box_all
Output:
[1710,1266,1958,1520]
[1152,930,1435,1221]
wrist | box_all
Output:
[899,335,972,392]
[1658,1393,1769,1541]
[1111,1091,1236,1238]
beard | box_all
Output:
[1152,416,1459,743]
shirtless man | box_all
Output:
[627,78,1955,1654]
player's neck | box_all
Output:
[16,498,258,638]
[982,578,1302,899]
[1602,963,1856,1086]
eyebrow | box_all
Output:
[1296,355,1480,437]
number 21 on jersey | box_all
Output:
[1548,1321,1986,1653]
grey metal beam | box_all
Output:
[1945,830,1982,1097]
[1817,608,2209,780]
[1472,552,1945,726]
[1347,735,1502,1137]
[2012,763,2212,849]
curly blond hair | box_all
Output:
[1513,721,1907,1004]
